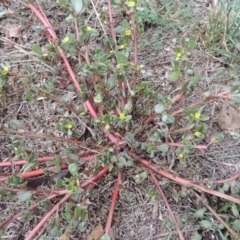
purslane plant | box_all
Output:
[0,0,240,239]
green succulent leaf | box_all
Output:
[68,163,78,176]
[100,234,111,240]
[71,0,84,14]
[17,192,32,202]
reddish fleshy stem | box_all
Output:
[192,171,240,185]
[81,166,109,188]
[26,4,119,144]
[106,0,117,44]
[150,173,184,240]
[143,91,231,126]
[121,82,126,107]
[0,165,68,182]
[0,154,96,167]
[105,171,123,234]
[9,164,110,239]
[172,91,231,116]
[25,192,72,240]
[128,152,240,204]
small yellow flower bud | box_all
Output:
[178,153,184,159]
[2,66,10,75]
[86,26,92,32]
[128,1,135,7]
[119,113,126,120]
[176,52,182,58]
[194,131,202,137]
[63,37,70,43]
[195,112,201,120]
[125,29,131,36]
[120,44,125,49]
[65,123,73,129]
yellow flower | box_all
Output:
[119,113,126,120]
[128,1,135,7]
[120,44,125,49]
[86,26,92,32]
[194,131,202,137]
[70,180,76,186]
[125,29,131,36]
[178,153,184,159]
[163,111,167,115]
[195,112,201,120]
[2,66,10,75]
[63,36,70,43]
[176,52,182,58]
[65,123,73,129]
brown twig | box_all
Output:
[1,126,103,150]
[150,60,172,67]
[150,172,184,240]
[43,92,79,115]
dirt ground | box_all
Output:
[0,0,240,239]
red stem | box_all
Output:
[27,3,120,144]
[80,166,109,188]
[0,154,96,167]
[191,171,240,185]
[128,152,240,204]
[105,171,123,234]
[121,82,126,107]
[25,192,72,240]
[0,165,68,182]
[107,0,117,44]
[150,173,184,240]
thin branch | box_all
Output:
[81,166,109,188]
[1,126,104,151]
[150,172,184,240]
